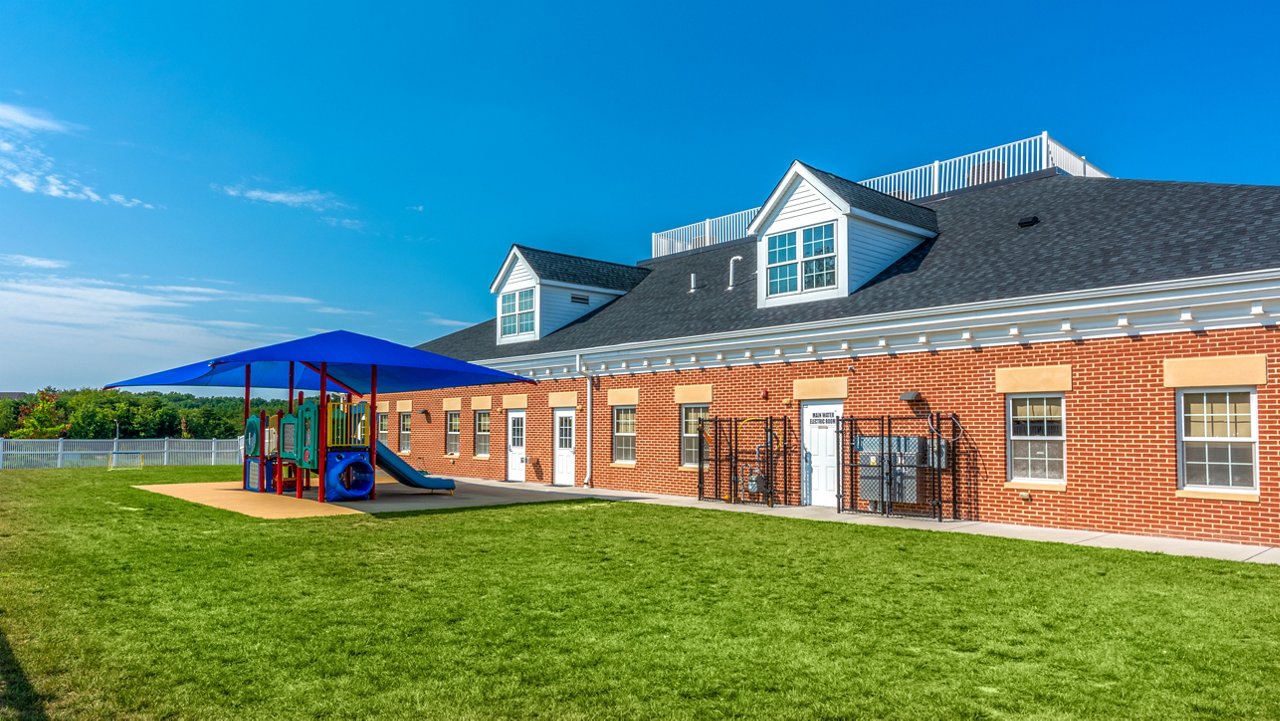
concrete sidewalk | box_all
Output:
[453,477,1280,565]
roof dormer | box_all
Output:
[747,161,938,309]
[490,245,649,345]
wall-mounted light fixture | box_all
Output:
[420,409,431,422]
[899,391,921,402]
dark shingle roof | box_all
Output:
[511,245,650,292]
[799,162,939,233]
[424,175,1280,361]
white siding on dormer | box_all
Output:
[540,286,618,335]
[771,179,834,230]
[501,256,537,290]
[846,217,926,292]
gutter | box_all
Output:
[576,353,593,487]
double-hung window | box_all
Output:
[1007,395,1065,482]
[399,412,412,454]
[680,405,708,467]
[613,406,636,463]
[377,413,388,444]
[445,411,460,455]
[766,222,836,297]
[499,288,535,337]
[1179,389,1256,490]
[474,411,490,456]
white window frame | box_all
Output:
[377,412,388,444]
[499,288,535,338]
[445,410,460,455]
[474,410,490,457]
[1177,387,1258,492]
[1005,393,1067,484]
[398,412,412,454]
[680,404,709,467]
[765,221,836,298]
[612,405,636,464]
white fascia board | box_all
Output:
[472,267,1280,372]
[846,207,937,239]
[489,247,540,294]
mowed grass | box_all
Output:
[1,468,1280,719]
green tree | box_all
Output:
[10,389,71,439]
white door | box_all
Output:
[802,401,841,507]
[553,408,575,486]
[506,410,526,482]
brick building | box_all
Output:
[381,134,1280,546]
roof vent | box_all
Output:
[1017,215,1040,228]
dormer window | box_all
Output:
[500,288,535,337]
[767,222,836,297]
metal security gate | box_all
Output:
[697,417,794,506]
[837,414,964,520]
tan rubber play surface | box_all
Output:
[134,473,591,519]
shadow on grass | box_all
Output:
[0,627,48,721]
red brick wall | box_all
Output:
[388,325,1280,545]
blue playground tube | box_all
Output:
[324,451,376,501]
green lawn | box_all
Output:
[1,468,1279,720]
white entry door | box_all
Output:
[553,408,575,486]
[802,401,841,507]
[506,410,526,482]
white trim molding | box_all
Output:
[467,267,1280,380]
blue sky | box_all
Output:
[2,0,1279,390]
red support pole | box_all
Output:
[243,366,252,423]
[318,362,328,504]
[287,362,295,414]
[369,364,378,500]
[257,410,267,493]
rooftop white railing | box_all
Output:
[651,132,1109,257]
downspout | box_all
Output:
[577,353,593,487]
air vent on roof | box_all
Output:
[1017,215,1040,228]
[571,293,589,305]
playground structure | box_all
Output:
[107,329,530,504]
[241,366,458,502]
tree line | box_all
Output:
[0,388,289,439]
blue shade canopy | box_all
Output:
[106,330,531,394]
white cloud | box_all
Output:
[0,272,318,389]
[0,103,153,208]
[0,102,74,134]
[315,306,372,316]
[0,254,69,269]
[406,204,425,213]
[216,184,344,211]
[320,217,364,231]
[424,312,474,328]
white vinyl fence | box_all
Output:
[0,437,245,470]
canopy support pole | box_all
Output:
[369,364,378,500]
[243,366,251,423]
[287,362,295,414]
[318,362,328,504]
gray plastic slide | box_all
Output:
[374,441,456,492]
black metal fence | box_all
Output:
[836,414,971,520]
[697,417,795,506]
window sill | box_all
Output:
[609,462,636,469]
[1005,480,1067,492]
[676,465,704,473]
[1176,488,1259,503]
[472,454,490,460]
[442,453,459,459]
